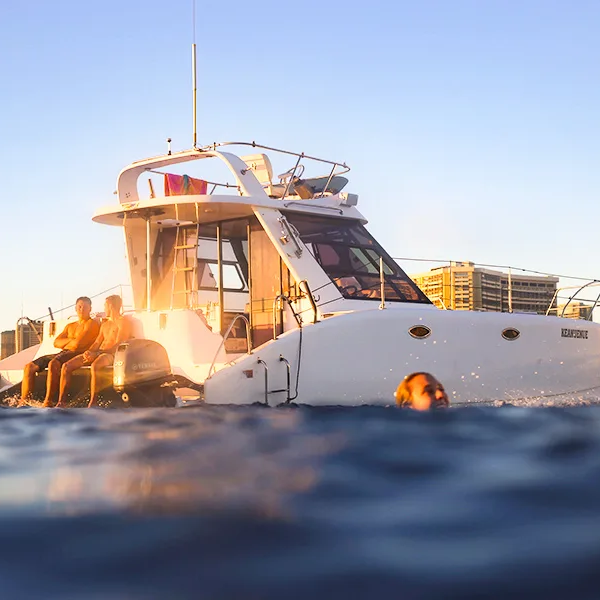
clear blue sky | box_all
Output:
[1,0,599,331]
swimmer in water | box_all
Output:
[395,372,450,410]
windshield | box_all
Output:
[283,213,431,304]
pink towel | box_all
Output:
[164,174,208,196]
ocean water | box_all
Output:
[1,402,600,599]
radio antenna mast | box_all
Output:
[192,0,198,148]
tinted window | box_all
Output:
[284,213,431,304]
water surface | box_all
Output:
[1,403,600,599]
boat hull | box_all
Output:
[204,307,600,406]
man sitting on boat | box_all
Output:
[19,296,100,407]
[395,372,450,410]
[55,294,132,408]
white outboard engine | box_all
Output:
[112,339,177,407]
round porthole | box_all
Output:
[409,325,431,339]
[502,328,520,341]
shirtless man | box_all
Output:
[20,296,100,407]
[56,295,132,408]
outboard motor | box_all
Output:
[113,339,177,407]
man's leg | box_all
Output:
[19,362,40,404]
[88,354,113,408]
[42,357,63,407]
[56,355,86,408]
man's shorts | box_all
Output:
[31,350,79,372]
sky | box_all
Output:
[1,0,599,332]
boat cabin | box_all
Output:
[91,142,431,385]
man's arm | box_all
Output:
[53,324,74,349]
[81,326,106,361]
[64,320,100,352]
[88,326,106,353]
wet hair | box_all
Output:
[395,372,432,407]
[105,294,122,312]
[76,296,92,306]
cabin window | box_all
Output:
[196,232,249,293]
[206,263,246,291]
[283,213,431,304]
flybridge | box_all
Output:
[113,141,358,206]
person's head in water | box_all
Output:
[395,372,449,410]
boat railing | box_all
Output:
[203,141,350,174]
[3,284,133,358]
[132,141,350,202]
[207,314,251,378]
[27,284,133,326]
[395,256,600,320]
[272,294,303,340]
[146,169,241,196]
[202,141,351,200]
[545,282,600,319]
[14,317,43,353]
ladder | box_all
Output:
[170,223,200,309]
[256,355,293,405]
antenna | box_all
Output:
[192,0,197,148]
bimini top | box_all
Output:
[93,142,362,226]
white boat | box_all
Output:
[2,141,600,406]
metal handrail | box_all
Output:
[146,168,240,195]
[545,283,600,318]
[318,164,337,199]
[394,255,600,318]
[141,141,350,202]
[394,256,599,284]
[278,355,291,404]
[207,313,251,378]
[257,359,269,405]
[282,154,304,200]
[282,201,344,214]
[590,290,600,318]
[299,280,319,324]
[272,295,303,340]
[30,284,133,323]
[545,288,562,316]
[546,279,600,320]
[558,282,592,318]
[203,141,350,174]
[15,317,43,353]
[379,256,386,310]
[205,142,350,200]
[277,216,304,258]
[273,295,288,340]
